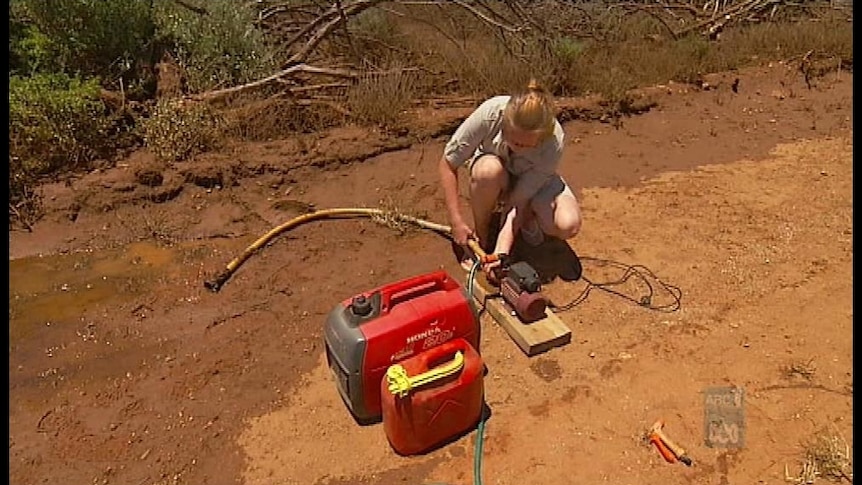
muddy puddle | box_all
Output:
[8,240,212,346]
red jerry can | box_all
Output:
[324,270,480,423]
[380,338,484,456]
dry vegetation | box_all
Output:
[785,425,853,484]
[199,0,853,126]
[8,0,854,231]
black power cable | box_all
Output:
[548,256,682,313]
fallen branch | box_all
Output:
[756,382,852,397]
[206,301,270,329]
[36,409,53,433]
[288,82,351,93]
[187,63,358,102]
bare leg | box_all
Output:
[531,178,582,240]
[469,155,509,251]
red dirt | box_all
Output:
[9,63,853,485]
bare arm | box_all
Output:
[438,156,473,245]
[492,201,527,257]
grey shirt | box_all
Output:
[443,95,564,207]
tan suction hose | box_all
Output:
[204,208,455,292]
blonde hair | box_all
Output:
[503,79,556,138]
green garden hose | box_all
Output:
[466,258,487,485]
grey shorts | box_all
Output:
[467,153,574,206]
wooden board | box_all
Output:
[467,271,572,356]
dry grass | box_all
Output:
[145,4,854,147]
[782,358,818,381]
[785,425,853,484]
[220,96,345,141]
[541,15,852,99]
[369,197,439,236]
[141,100,224,163]
[369,197,415,234]
[341,4,852,117]
[444,44,537,98]
[345,66,418,130]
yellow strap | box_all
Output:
[386,351,465,398]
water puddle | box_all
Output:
[8,241,178,345]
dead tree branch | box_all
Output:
[504,0,548,34]
[282,0,386,67]
[188,64,359,102]
[287,82,351,93]
[672,0,778,38]
[614,2,680,40]
[456,0,524,33]
[417,0,532,55]
[9,203,35,232]
[185,1,398,101]
[445,0,526,34]
[334,0,358,59]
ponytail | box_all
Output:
[503,79,556,138]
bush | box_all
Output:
[9,73,112,175]
[141,100,223,162]
[13,0,156,82]
[153,0,276,93]
[8,12,54,76]
[542,36,586,93]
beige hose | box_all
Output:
[204,208,454,292]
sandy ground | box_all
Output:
[9,63,853,485]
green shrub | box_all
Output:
[9,73,112,175]
[141,100,223,162]
[14,0,156,81]
[153,0,275,93]
[535,35,587,96]
[8,13,54,76]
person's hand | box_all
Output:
[451,220,474,247]
[482,259,502,286]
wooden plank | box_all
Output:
[467,271,572,356]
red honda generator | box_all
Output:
[324,270,480,424]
